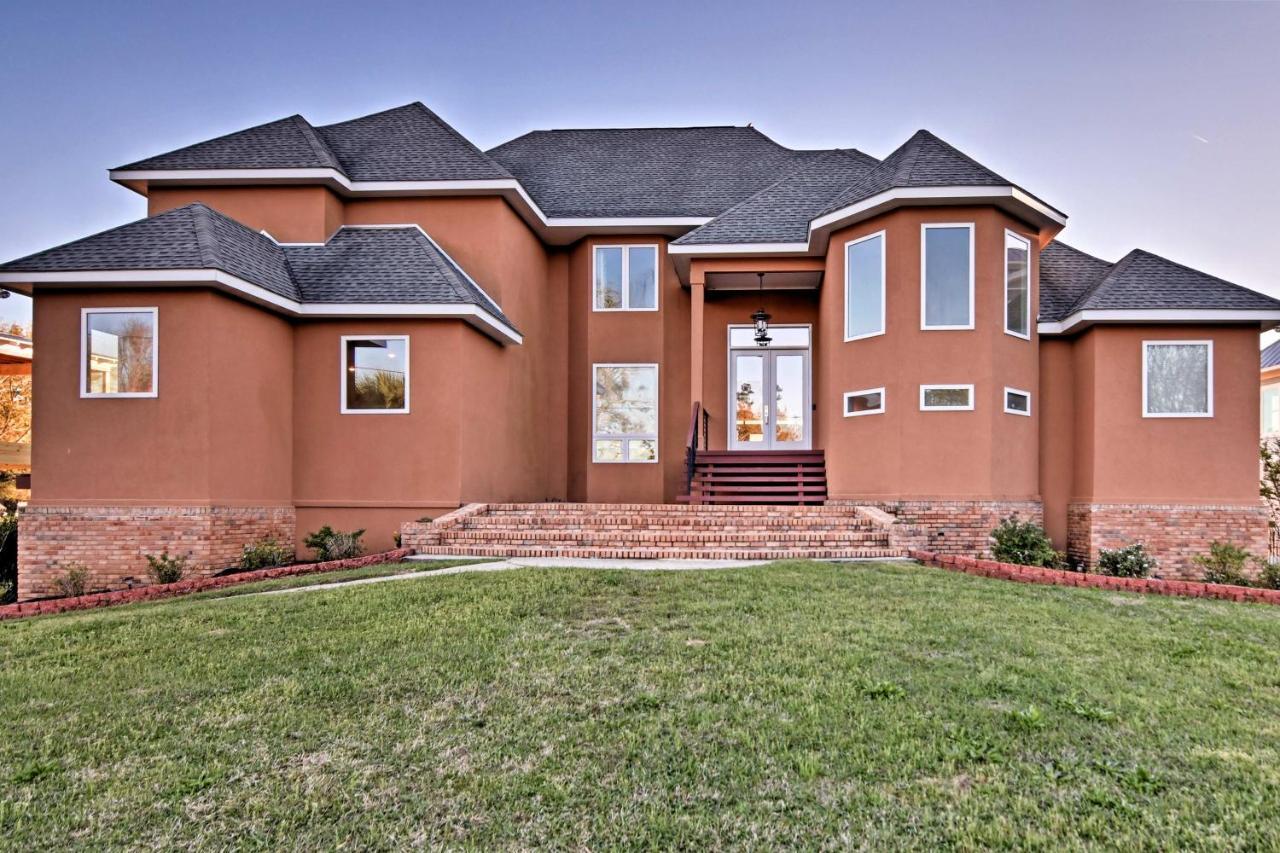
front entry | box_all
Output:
[729,325,811,450]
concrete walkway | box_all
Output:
[244,556,773,599]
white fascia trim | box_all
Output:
[666,242,811,256]
[1038,309,1280,335]
[0,269,523,345]
[810,185,1067,234]
[109,169,713,231]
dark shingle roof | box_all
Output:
[1038,240,1280,322]
[0,204,512,325]
[116,103,511,182]
[486,127,823,218]
[1262,340,1280,370]
[672,149,880,245]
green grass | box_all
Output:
[2,560,1279,849]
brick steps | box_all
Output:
[409,502,901,562]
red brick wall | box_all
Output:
[1067,502,1269,579]
[833,499,1043,557]
[18,505,295,601]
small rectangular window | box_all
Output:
[844,387,885,417]
[921,224,974,330]
[845,232,885,341]
[920,384,974,411]
[342,336,409,413]
[81,307,157,398]
[593,364,659,462]
[594,245,658,311]
[1143,341,1212,417]
[1005,231,1031,338]
[1004,387,1031,416]
[1263,386,1280,435]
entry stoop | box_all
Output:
[402,503,906,560]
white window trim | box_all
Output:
[843,387,886,417]
[592,244,660,312]
[340,335,410,415]
[1003,386,1032,417]
[1003,229,1032,340]
[1142,340,1214,419]
[920,223,975,331]
[592,362,660,463]
[80,306,159,399]
[844,230,887,342]
[919,384,975,411]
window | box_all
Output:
[729,326,810,348]
[81,307,157,398]
[342,336,409,413]
[845,232,885,341]
[1005,231,1031,338]
[844,387,885,417]
[593,364,658,462]
[594,245,658,311]
[1004,387,1031,416]
[921,224,974,329]
[1263,386,1280,435]
[920,384,974,411]
[1143,341,1212,418]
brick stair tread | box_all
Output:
[463,517,878,530]
[442,530,888,545]
[416,545,906,559]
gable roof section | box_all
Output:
[116,103,511,182]
[1263,340,1280,370]
[0,203,518,342]
[485,126,822,218]
[672,149,880,246]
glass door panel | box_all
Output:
[772,353,807,447]
[732,353,766,448]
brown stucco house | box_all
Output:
[2,101,1278,600]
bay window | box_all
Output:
[845,232,885,340]
[921,224,974,330]
[1005,231,1031,338]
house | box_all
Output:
[1262,340,1280,436]
[2,102,1277,600]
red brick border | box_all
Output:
[0,549,411,621]
[908,549,1280,606]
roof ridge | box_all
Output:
[1065,249,1134,314]
[408,228,483,306]
[289,115,343,172]
[188,204,220,268]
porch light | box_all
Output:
[753,273,772,347]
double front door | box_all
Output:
[729,326,811,450]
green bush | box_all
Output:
[1256,559,1280,591]
[239,538,293,571]
[990,516,1064,568]
[145,551,188,584]
[1096,543,1156,578]
[1193,542,1253,587]
[54,563,90,598]
[304,526,365,562]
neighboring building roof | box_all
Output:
[0,203,514,330]
[116,103,512,183]
[672,149,880,246]
[1262,339,1280,370]
[486,126,825,218]
[1038,240,1280,323]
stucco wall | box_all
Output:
[149,186,343,244]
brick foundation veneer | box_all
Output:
[18,505,296,601]
[834,500,1043,557]
[1066,502,1270,579]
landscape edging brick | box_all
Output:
[908,549,1280,606]
[0,549,412,621]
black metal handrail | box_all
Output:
[685,402,709,497]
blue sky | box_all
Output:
[1,0,1277,337]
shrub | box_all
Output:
[145,551,188,584]
[990,515,1064,568]
[0,510,15,603]
[1193,542,1253,587]
[1256,559,1280,591]
[239,538,293,571]
[304,526,365,562]
[54,563,90,598]
[1096,543,1156,578]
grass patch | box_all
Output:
[183,559,482,601]
[2,560,1279,847]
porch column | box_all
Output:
[690,281,705,408]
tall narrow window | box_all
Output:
[594,245,658,311]
[1144,341,1212,417]
[593,364,659,462]
[845,232,885,341]
[81,307,157,398]
[1263,385,1280,435]
[342,336,409,413]
[1005,231,1031,338]
[921,224,974,329]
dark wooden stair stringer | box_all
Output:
[679,449,828,505]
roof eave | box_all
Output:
[1038,308,1280,336]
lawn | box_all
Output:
[2,560,1279,849]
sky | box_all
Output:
[1,0,1278,341]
